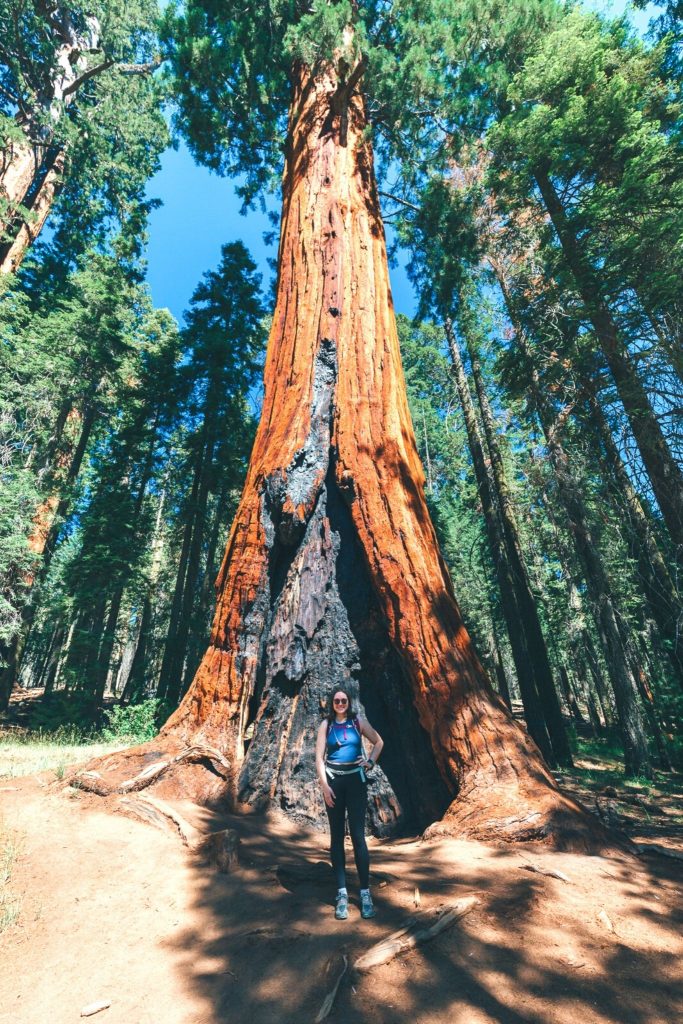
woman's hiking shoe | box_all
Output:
[335,893,349,920]
[360,892,376,919]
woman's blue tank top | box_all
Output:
[326,718,363,764]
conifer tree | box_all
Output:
[0,0,167,272]
[486,10,683,561]
[157,243,265,707]
[81,0,608,847]
[0,253,150,706]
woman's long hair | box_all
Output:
[325,686,356,725]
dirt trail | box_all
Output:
[1,772,681,1024]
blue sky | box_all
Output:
[144,142,417,324]
[143,1,654,326]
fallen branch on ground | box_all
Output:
[353,895,478,972]
[314,954,348,1023]
[519,860,572,883]
[80,1000,110,1017]
[596,909,615,933]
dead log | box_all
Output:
[353,896,478,972]
[199,829,241,873]
[314,954,348,1023]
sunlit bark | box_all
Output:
[155,60,605,846]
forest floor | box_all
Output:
[1,690,682,1024]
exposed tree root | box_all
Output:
[635,842,683,862]
[518,859,572,883]
[70,743,230,800]
[423,775,634,855]
[68,733,627,857]
[118,794,200,847]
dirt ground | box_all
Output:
[1,764,682,1024]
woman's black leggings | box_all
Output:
[325,770,370,890]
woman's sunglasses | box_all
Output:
[333,697,348,705]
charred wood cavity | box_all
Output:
[262,337,337,549]
[241,338,339,743]
[237,341,449,835]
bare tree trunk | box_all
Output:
[534,167,683,563]
[0,136,48,235]
[180,479,233,696]
[547,429,652,775]
[157,446,205,705]
[465,336,572,766]
[0,149,65,275]
[123,488,168,703]
[0,11,99,250]
[583,384,683,691]
[0,403,96,710]
[488,624,512,709]
[445,318,554,763]
[122,597,153,704]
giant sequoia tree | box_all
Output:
[85,1,608,847]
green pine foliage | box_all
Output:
[1,0,680,774]
[0,0,168,261]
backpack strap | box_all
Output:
[326,716,363,739]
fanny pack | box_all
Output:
[325,762,367,783]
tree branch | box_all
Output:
[117,57,163,76]
[379,191,419,213]
[61,55,162,98]
[61,58,115,97]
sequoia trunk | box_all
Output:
[0,137,48,236]
[156,61,606,846]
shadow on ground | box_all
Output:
[162,802,683,1024]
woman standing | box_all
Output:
[315,687,384,920]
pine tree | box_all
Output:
[157,243,266,706]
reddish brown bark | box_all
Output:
[0,137,46,236]
[0,149,65,275]
[117,59,613,849]
[76,61,617,853]
[0,406,90,710]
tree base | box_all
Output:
[425,779,632,854]
[71,741,231,805]
[71,734,630,857]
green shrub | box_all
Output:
[27,692,97,736]
[101,699,161,742]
